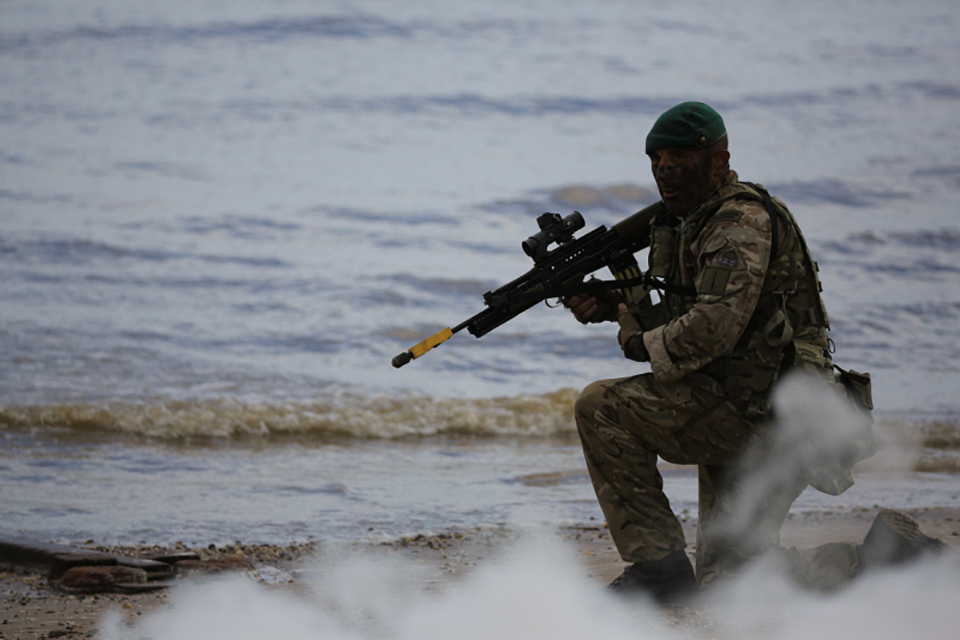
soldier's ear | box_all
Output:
[711,150,731,179]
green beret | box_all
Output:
[645,102,726,154]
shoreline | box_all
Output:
[2,507,958,639]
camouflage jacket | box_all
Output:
[638,171,831,416]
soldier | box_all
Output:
[567,102,944,602]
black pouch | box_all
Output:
[803,365,877,495]
[833,365,874,413]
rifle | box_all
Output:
[391,202,664,368]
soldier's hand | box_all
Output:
[617,303,649,362]
[565,293,601,324]
[564,277,621,324]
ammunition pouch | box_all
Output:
[648,225,678,279]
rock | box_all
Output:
[0,535,114,572]
[49,553,117,581]
[114,556,175,580]
[174,556,256,576]
[56,566,148,594]
[146,551,201,565]
[114,581,171,594]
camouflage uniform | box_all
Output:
[576,171,865,587]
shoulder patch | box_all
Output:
[699,267,732,296]
[719,254,738,269]
[699,250,739,296]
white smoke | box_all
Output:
[714,371,875,551]
[98,578,344,640]
[392,539,655,640]
[706,552,960,640]
[99,538,663,640]
[98,534,960,640]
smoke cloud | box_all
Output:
[713,371,876,555]
[100,538,663,640]
[98,534,960,640]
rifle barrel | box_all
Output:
[391,326,455,368]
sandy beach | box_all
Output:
[2,505,957,639]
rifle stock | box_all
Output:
[391,202,662,368]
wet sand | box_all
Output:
[2,506,958,639]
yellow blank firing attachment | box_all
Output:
[392,327,454,368]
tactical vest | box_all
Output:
[641,182,832,417]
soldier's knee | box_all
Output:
[575,380,608,430]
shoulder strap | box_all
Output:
[739,181,779,262]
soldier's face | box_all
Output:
[648,148,715,216]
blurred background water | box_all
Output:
[1,0,958,546]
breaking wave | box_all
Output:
[0,390,579,440]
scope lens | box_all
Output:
[521,237,539,257]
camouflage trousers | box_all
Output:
[575,372,860,588]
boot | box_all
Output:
[857,509,947,572]
[607,550,697,604]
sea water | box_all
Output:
[1,0,959,546]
